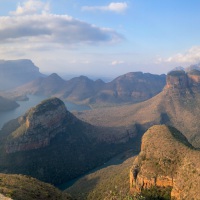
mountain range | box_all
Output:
[75,69,200,148]
[1,59,200,199]
[15,72,166,107]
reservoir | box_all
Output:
[0,95,90,129]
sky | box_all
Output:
[1,0,200,78]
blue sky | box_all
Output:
[1,0,200,78]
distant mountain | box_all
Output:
[0,59,44,90]
[0,97,136,185]
[95,72,166,105]
[130,125,200,199]
[16,72,166,107]
[0,173,73,200]
[0,96,19,111]
[15,73,66,96]
[75,68,200,148]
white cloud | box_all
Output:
[157,46,200,64]
[10,0,50,16]
[111,60,125,65]
[0,14,123,47]
[82,2,128,13]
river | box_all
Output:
[0,95,90,129]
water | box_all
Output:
[0,95,90,129]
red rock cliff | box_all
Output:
[130,125,200,200]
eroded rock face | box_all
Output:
[166,69,200,91]
[6,98,70,153]
[130,125,200,200]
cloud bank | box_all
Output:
[82,2,128,13]
[0,0,123,50]
[158,46,200,64]
[0,14,122,45]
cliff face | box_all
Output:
[166,70,188,89]
[130,125,200,200]
[6,98,69,153]
[166,69,200,91]
[0,59,44,90]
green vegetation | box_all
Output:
[66,154,136,200]
[140,186,172,200]
[0,173,73,200]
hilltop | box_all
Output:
[130,125,200,199]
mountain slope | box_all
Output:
[0,96,19,111]
[0,173,73,200]
[0,97,136,185]
[65,152,136,200]
[130,125,200,200]
[16,72,166,107]
[75,69,200,148]
[0,59,44,90]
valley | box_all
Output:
[0,59,200,199]
[1,1,200,199]
[0,95,90,130]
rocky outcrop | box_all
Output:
[166,70,188,89]
[166,69,200,90]
[6,98,71,153]
[0,59,44,90]
[130,125,200,200]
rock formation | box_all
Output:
[0,59,44,90]
[130,125,200,200]
[166,69,200,89]
[6,98,70,153]
[0,97,135,185]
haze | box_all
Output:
[1,0,200,78]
